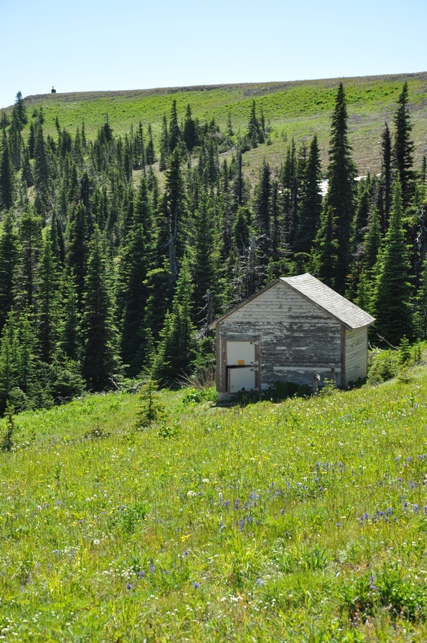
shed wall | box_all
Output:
[344,326,369,385]
[218,282,343,390]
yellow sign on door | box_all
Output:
[237,359,245,365]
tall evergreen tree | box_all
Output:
[37,234,60,364]
[0,133,14,211]
[324,83,356,293]
[0,213,19,331]
[81,227,120,391]
[183,104,197,151]
[372,179,413,344]
[145,124,155,165]
[152,256,196,385]
[312,206,339,289]
[169,100,181,153]
[379,123,392,232]
[393,82,415,208]
[294,135,322,255]
[66,202,89,310]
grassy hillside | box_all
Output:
[2,363,427,640]
[16,71,427,177]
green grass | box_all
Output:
[3,363,427,640]
[11,71,427,179]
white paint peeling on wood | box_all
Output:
[213,275,374,393]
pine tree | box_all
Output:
[169,100,181,153]
[312,206,340,289]
[66,202,89,310]
[414,252,427,339]
[372,179,413,345]
[145,124,155,165]
[0,213,19,331]
[294,135,322,254]
[37,234,60,364]
[117,179,153,376]
[0,133,14,211]
[14,210,43,311]
[0,311,20,414]
[164,148,187,281]
[159,115,170,171]
[81,226,120,391]
[247,100,264,147]
[152,257,196,385]
[324,83,356,293]
[191,193,222,325]
[33,124,50,210]
[379,123,392,232]
[393,82,415,208]
[58,275,81,362]
[183,104,197,152]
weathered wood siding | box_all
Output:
[218,281,343,389]
[344,326,368,386]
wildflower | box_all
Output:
[137,571,145,578]
[193,582,200,589]
[256,578,264,586]
[149,559,155,573]
[93,539,100,546]
[336,522,342,528]
[369,575,376,590]
[126,583,133,590]
[413,504,419,513]
[187,490,196,498]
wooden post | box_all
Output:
[312,372,320,395]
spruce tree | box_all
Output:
[145,124,155,165]
[312,206,340,290]
[152,256,196,385]
[379,123,392,232]
[159,115,170,171]
[81,226,120,391]
[169,100,181,153]
[393,82,414,208]
[0,133,14,211]
[33,124,50,210]
[294,135,322,255]
[183,104,197,151]
[324,83,356,293]
[372,179,413,345]
[37,234,60,364]
[14,210,43,311]
[0,213,19,331]
[66,202,89,310]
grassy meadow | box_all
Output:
[13,71,427,178]
[2,361,427,641]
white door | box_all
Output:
[226,341,255,366]
[226,341,257,393]
[229,367,256,393]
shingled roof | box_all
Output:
[210,273,375,331]
[281,273,375,330]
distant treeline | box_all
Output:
[0,83,425,413]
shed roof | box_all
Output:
[210,273,375,331]
[280,273,375,330]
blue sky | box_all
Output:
[1,0,426,109]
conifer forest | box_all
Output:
[0,80,426,414]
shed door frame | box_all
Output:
[220,336,261,393]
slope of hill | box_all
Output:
[2,362,427,640]
[16,71,427,176]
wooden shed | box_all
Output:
[210,273,375,396]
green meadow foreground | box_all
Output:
[2,368,427,641]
